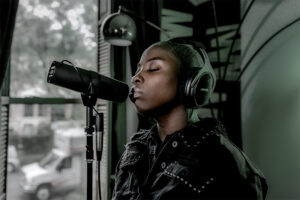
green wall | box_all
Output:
[241,0,300,198]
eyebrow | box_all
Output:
[137,56,164,68]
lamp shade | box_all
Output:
[101,12,137,46]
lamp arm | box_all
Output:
[144,20,171,39]
[118,6,171,39]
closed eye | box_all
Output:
[148,68,159,72]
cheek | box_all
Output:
[136,75,178,112]
[150,75,177,98]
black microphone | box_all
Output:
[47,61,129,103]
[129,88,136,103]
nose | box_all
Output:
[131,72,143,84]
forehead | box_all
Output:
[139,45,179,65]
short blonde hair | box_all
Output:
[147,41,205,73]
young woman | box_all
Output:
[112,40,267,200]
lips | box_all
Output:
[133,91,142,98]
[130,87,143,101]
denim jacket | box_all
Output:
[112,118,268,200]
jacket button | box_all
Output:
[172,141,178,148]
[161,162,166,169]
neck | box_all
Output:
[155,105,187,142]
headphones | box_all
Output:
[169,38,216,108]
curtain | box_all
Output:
[0,0,19,89]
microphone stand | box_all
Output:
[96,112,104,200]
[81,84,97,200]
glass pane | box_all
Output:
[24,105,33,117]
[10,0,98,98]
[38,104,48,117]
[7,104,86,200]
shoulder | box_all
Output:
[124,128,152,150]
[129,128,151,143]
[195,117,228,137]
[173,118,267,197]
[178,118,265,178]
[115,129,151,171]
[177,117,227,149]
[208,132,268,197]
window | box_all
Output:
[10,0,97,98]
[61,157,72,169]
[39,151,60,169]
[24,104,33,116]
[7,0,97,200]
[38,104,48,116]
[51,105,65,121]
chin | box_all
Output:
[133,98,179,118]
[135,105,151,116]
[134,102,156,117]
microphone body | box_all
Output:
[47,61,129,103]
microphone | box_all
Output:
[47,61,129,103]
[129,88,136,103]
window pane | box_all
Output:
[10,0,98,98]
[38,104,48,117]
[7,104,86,200]
[51,105,66,121]
[24,105,33,116]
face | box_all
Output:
[131,45,181,116]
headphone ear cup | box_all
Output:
[180,68,213,108]
[193,73,213,107]
[178,68,194,107]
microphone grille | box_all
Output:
[47,63,57,83]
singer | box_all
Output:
[112,40,268,199]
